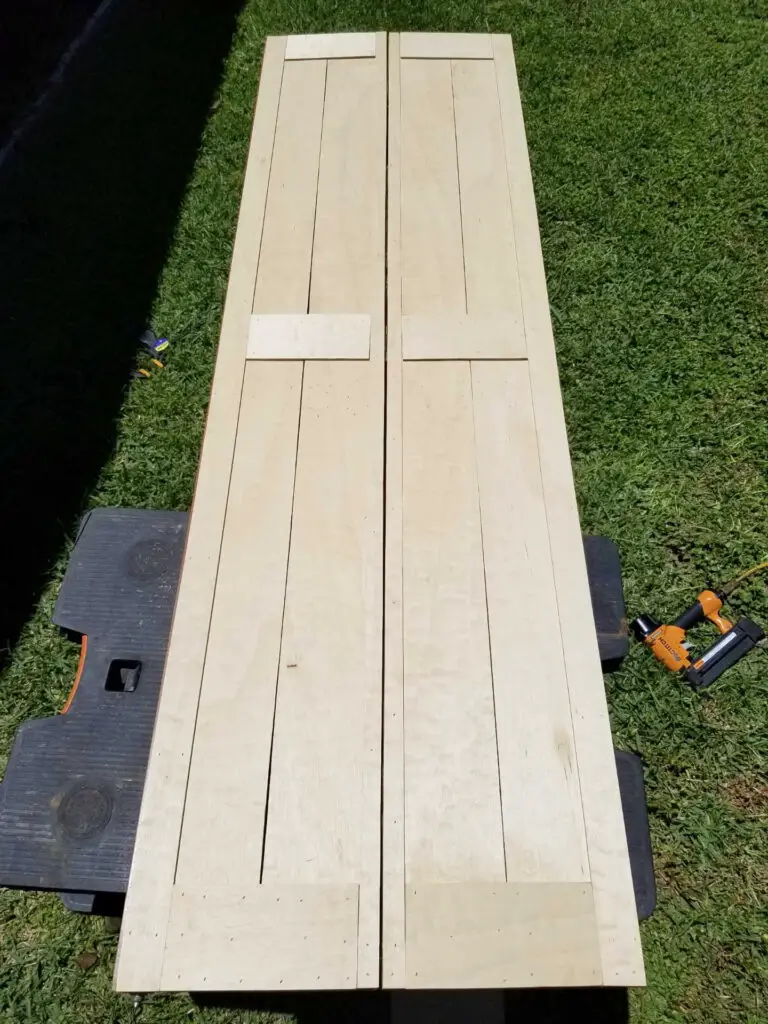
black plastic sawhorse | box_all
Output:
[0,507,655,920]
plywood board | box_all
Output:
[382,32,644,989]
[248,314,371,359]
[491,32,645,985]
[114,36,288,993]
[118,32,643,995]
[471,360,590,882]
[402,361,505,884]
[401,314,525,359]
[117,33,387,993]
[382,31,407,988]
[404,883,601,988]
[400,58,465,314]
[286,32,377,60]
[400,33,493,59]
[162,885,359,990]
[173,360,302,890]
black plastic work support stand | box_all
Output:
[0,509,655,920]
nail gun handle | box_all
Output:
[674,590,731,635]
[674,601,706,631]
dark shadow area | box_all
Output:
[196,992,390,1023]
[0,0,244,665]
[505,987,629,1023]
[194,988,629,1023]
[0,0,104,142]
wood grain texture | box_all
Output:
[401,314,525,360]
[309,54,386,318]
[162,885,359,990]
[400,59,465,314]
[452,58,523,320]
[492,33,644,985]
[285,32,376,60]
[402,361,505,885]
[404,883,601,988]
[471,360,589,883]
[120,33,643,994]
[114,37,287,993]
[253,57,326,313]
[259,45,386,989]
[247,313,371,359]
[400,33,493,60]
[172,361,301,889]
[382,32,406,988]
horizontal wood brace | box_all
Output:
[248,314,372,360]
[401,314,526,360]
[285,34,377,60]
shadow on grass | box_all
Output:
[0,0,104,142]
[0,0,243,664]
[195,988,629,1023]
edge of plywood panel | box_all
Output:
[491,33,644,986]
[382,31,406,989]
[114,36,287,993]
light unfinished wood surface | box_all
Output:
[400,32,494,59]
[173,360,302,890]
[402,361,505,885]
[471,360,590,882]
[382,31,407,988]
[117,33,387,994]
[248,313,371,359]
[162,885,360,990]
[404,884,601,988]
[491,32,644,985]
[400,58,465,314]
[401,314,525,360]
[382,31,644,989]
[117,32,644,995]
[285,32,377,60]
[114,36,288,993]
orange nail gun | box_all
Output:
[631,563,768,688]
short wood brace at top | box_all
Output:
[285,33,378,60]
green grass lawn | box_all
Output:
[1,1,767,1021]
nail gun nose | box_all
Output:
[631,614,660,642]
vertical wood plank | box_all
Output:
[471,361,590,883]
[400,59,465,314]
[260,41,386,989]
[382,32,406,988]
[452,59,523,320]
[173,361,302,888]
[114,37,287,993]
[309,55,385,319]
[402,361,505,884]
[253,58,327,313]
[492,33,644,985]
[173,45,328,893]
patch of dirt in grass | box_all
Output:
[723,776,768,815]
